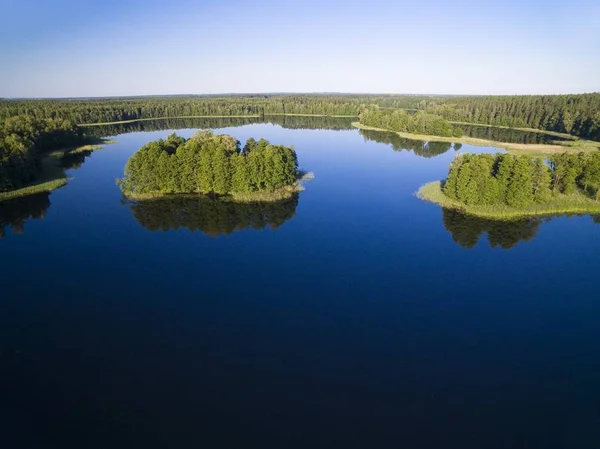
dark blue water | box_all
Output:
[1,124,600,449]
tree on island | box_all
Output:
[118,131,300,200]
[359,108,464,138]
[442,152,600,208]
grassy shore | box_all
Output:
[125,185,303,202]
[417,181,600,219]
[352,122,600,155]
[0,139,116,201]
[124,172,314,203]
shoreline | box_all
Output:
[79,114,356,127]
[352,122,600,155]
[123,185,304,203]
[123,172,314,203]
[417,181,600,220]
[0,139,116,201]
[447,120,577,140]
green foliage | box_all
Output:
[505,157,534,208]
[118,132,300,198]
[442,151,600,210]
[0,116,85,191]
[358,108,459,138]
[2,93,599,140]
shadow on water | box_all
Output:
[59,149,95,171]
[359,128,458,158]
[442,208,600,250]
[0,193,51,238]
[125,193,299,236]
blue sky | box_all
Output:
[1,0,598,97]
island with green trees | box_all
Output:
[118,131,308,201]
[418,152,600,219]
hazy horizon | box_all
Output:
[1,0,599,97]
[2,90,600,101]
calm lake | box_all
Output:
[1,120,600,448]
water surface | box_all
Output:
[1,122,600,449]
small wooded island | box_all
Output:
[118,131,306,201]
[418,152,600,219]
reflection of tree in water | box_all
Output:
[442,209,541,249]
[0,193,51,238]
[85,116,355,138]
[59,150,94,170]
[460,124,569,145]
[127,193,299,236]
[359,129,455,158]
[85,117,263,138]
[267,115,354,130]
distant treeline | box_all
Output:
[84,115,354,137]
[444,152,600,208]
[118,132,299,198]
[359,108,464,138]
[128,193,298,236]
[359,129,459,158]
[426,95,600,141]
[2,93,599,139]
[0,116,85,191]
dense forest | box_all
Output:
[0,116,86,191]
[443,152,600,208]
[118,132,300,199]
[359,108,464,138]
[2,93,599,196]
[128,193,298,236]
[359,129,459,158]
[2,93,598,139]
[425,94,600,140]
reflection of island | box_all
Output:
[0,193,51,238]
[442,209,600,249]
[359,129,458,158]
[442,208,541,249]
[126,193,299,236]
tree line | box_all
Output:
[359,108,464,138]
[128,193,298,236]
[0,115,86,191]
[2,93,598,140]
[118,131,299,198]
[443,152,600,208]
[424,94,600,140]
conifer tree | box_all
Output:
[505,156,534,208]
